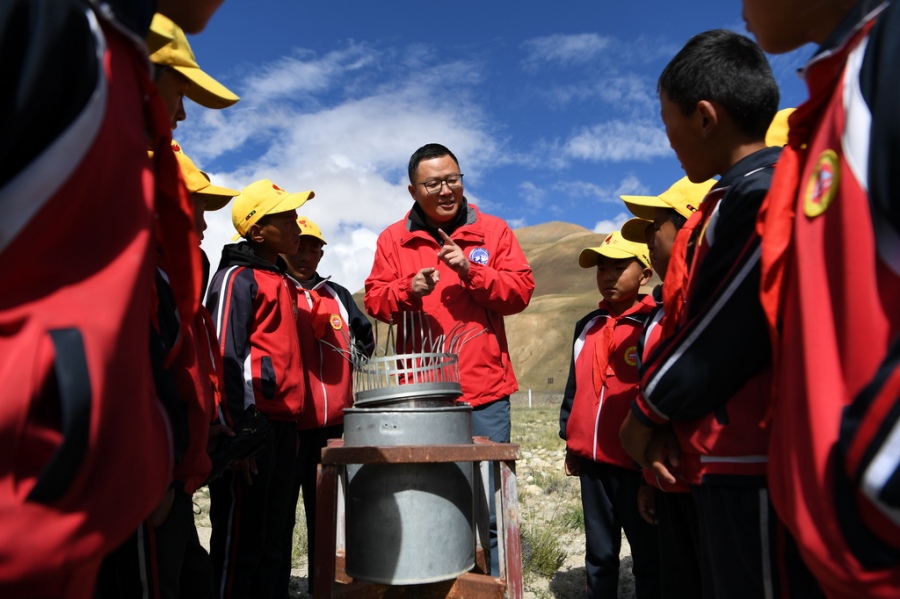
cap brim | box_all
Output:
[270,190,314,215]
[198,183,240,211]
[174,65,240,109]
[579,245,646,268]
[620,195,669,221]
[621,218,652,243]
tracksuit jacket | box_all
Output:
[758,2,900,596]
[206,243,306,424]
[292,273,374,429]
[633,146,782,484]
[364,201,534,407]
[560,296,656,468]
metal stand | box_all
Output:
[313,437,524,598]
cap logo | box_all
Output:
[685,204,697,212]
[469,247,490,265]
[244,209,256,221]
[172,141,182,152]
[804,149,839,219]
[273,183,284,191]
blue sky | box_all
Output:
[181,0,816,292]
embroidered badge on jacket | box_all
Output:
[804,149,840,218]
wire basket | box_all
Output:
[353,351,462,407]
[351,312,487,407]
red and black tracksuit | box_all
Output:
[205,243,307,599]
[560,296,660,599]
[277,273,374,594]
[758,2,900,596]
[634,147,820,599]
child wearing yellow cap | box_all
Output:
[742,0,900,596]
[618,29,820,598]
[148,13,240,130]
[559,231,659,598]
[274,218,375,595]
[204,179,314,598]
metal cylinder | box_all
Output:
[343,405,474,585]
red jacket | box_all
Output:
[293,274,374,429]
[560,296,656,468]
[206,243,306,423]
[758,2,900,596]
[171,306,222,494]
[0,4,188,596]
[364,202,534,407]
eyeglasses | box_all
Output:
[416,174,464,194]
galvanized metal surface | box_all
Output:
[315,439,524,599]
[343,406,475,585]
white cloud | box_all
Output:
[592,212,631,235]
[187,44,500,295]
[563,119,671,162]
[521,33,613,70]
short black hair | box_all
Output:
[408,143,460,183]
[668,211,688,230]
[658,29,778,140]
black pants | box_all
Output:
[96,489,213,598]
[579,459,660,599]
[656,490,702,599]
[274,424,344,598]
[209,419,297,599]
[691,482,823,599]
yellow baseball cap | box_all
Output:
[579,231,651,269]
[171,141,239,211]
[148,14,240,109]
[297,217,327,245]
[766,108,795,147]
[621,176,715,221]
[620,217,653,244]
[231,180,315,240]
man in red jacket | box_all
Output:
[364,143,534,574]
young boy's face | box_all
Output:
[284,236,324,281]
[648,208,680,280]
[660,92,714,183]
[191,194,208,242]
[595,255,651,312]
[154,68,189,130]
[742,0,816,54]
[257,210,301,257]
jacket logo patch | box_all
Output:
[330,314,343,330]
[804,149,839,218]
[624,345,638,367]
[469,247,489,265]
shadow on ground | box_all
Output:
[549,566,585,598]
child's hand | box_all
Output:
[619,411,654,469]
[206,423,235,453]
[646,427,680,486]
[230,457,258,486]
[637,485,658,525]
[564,448,580,476]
